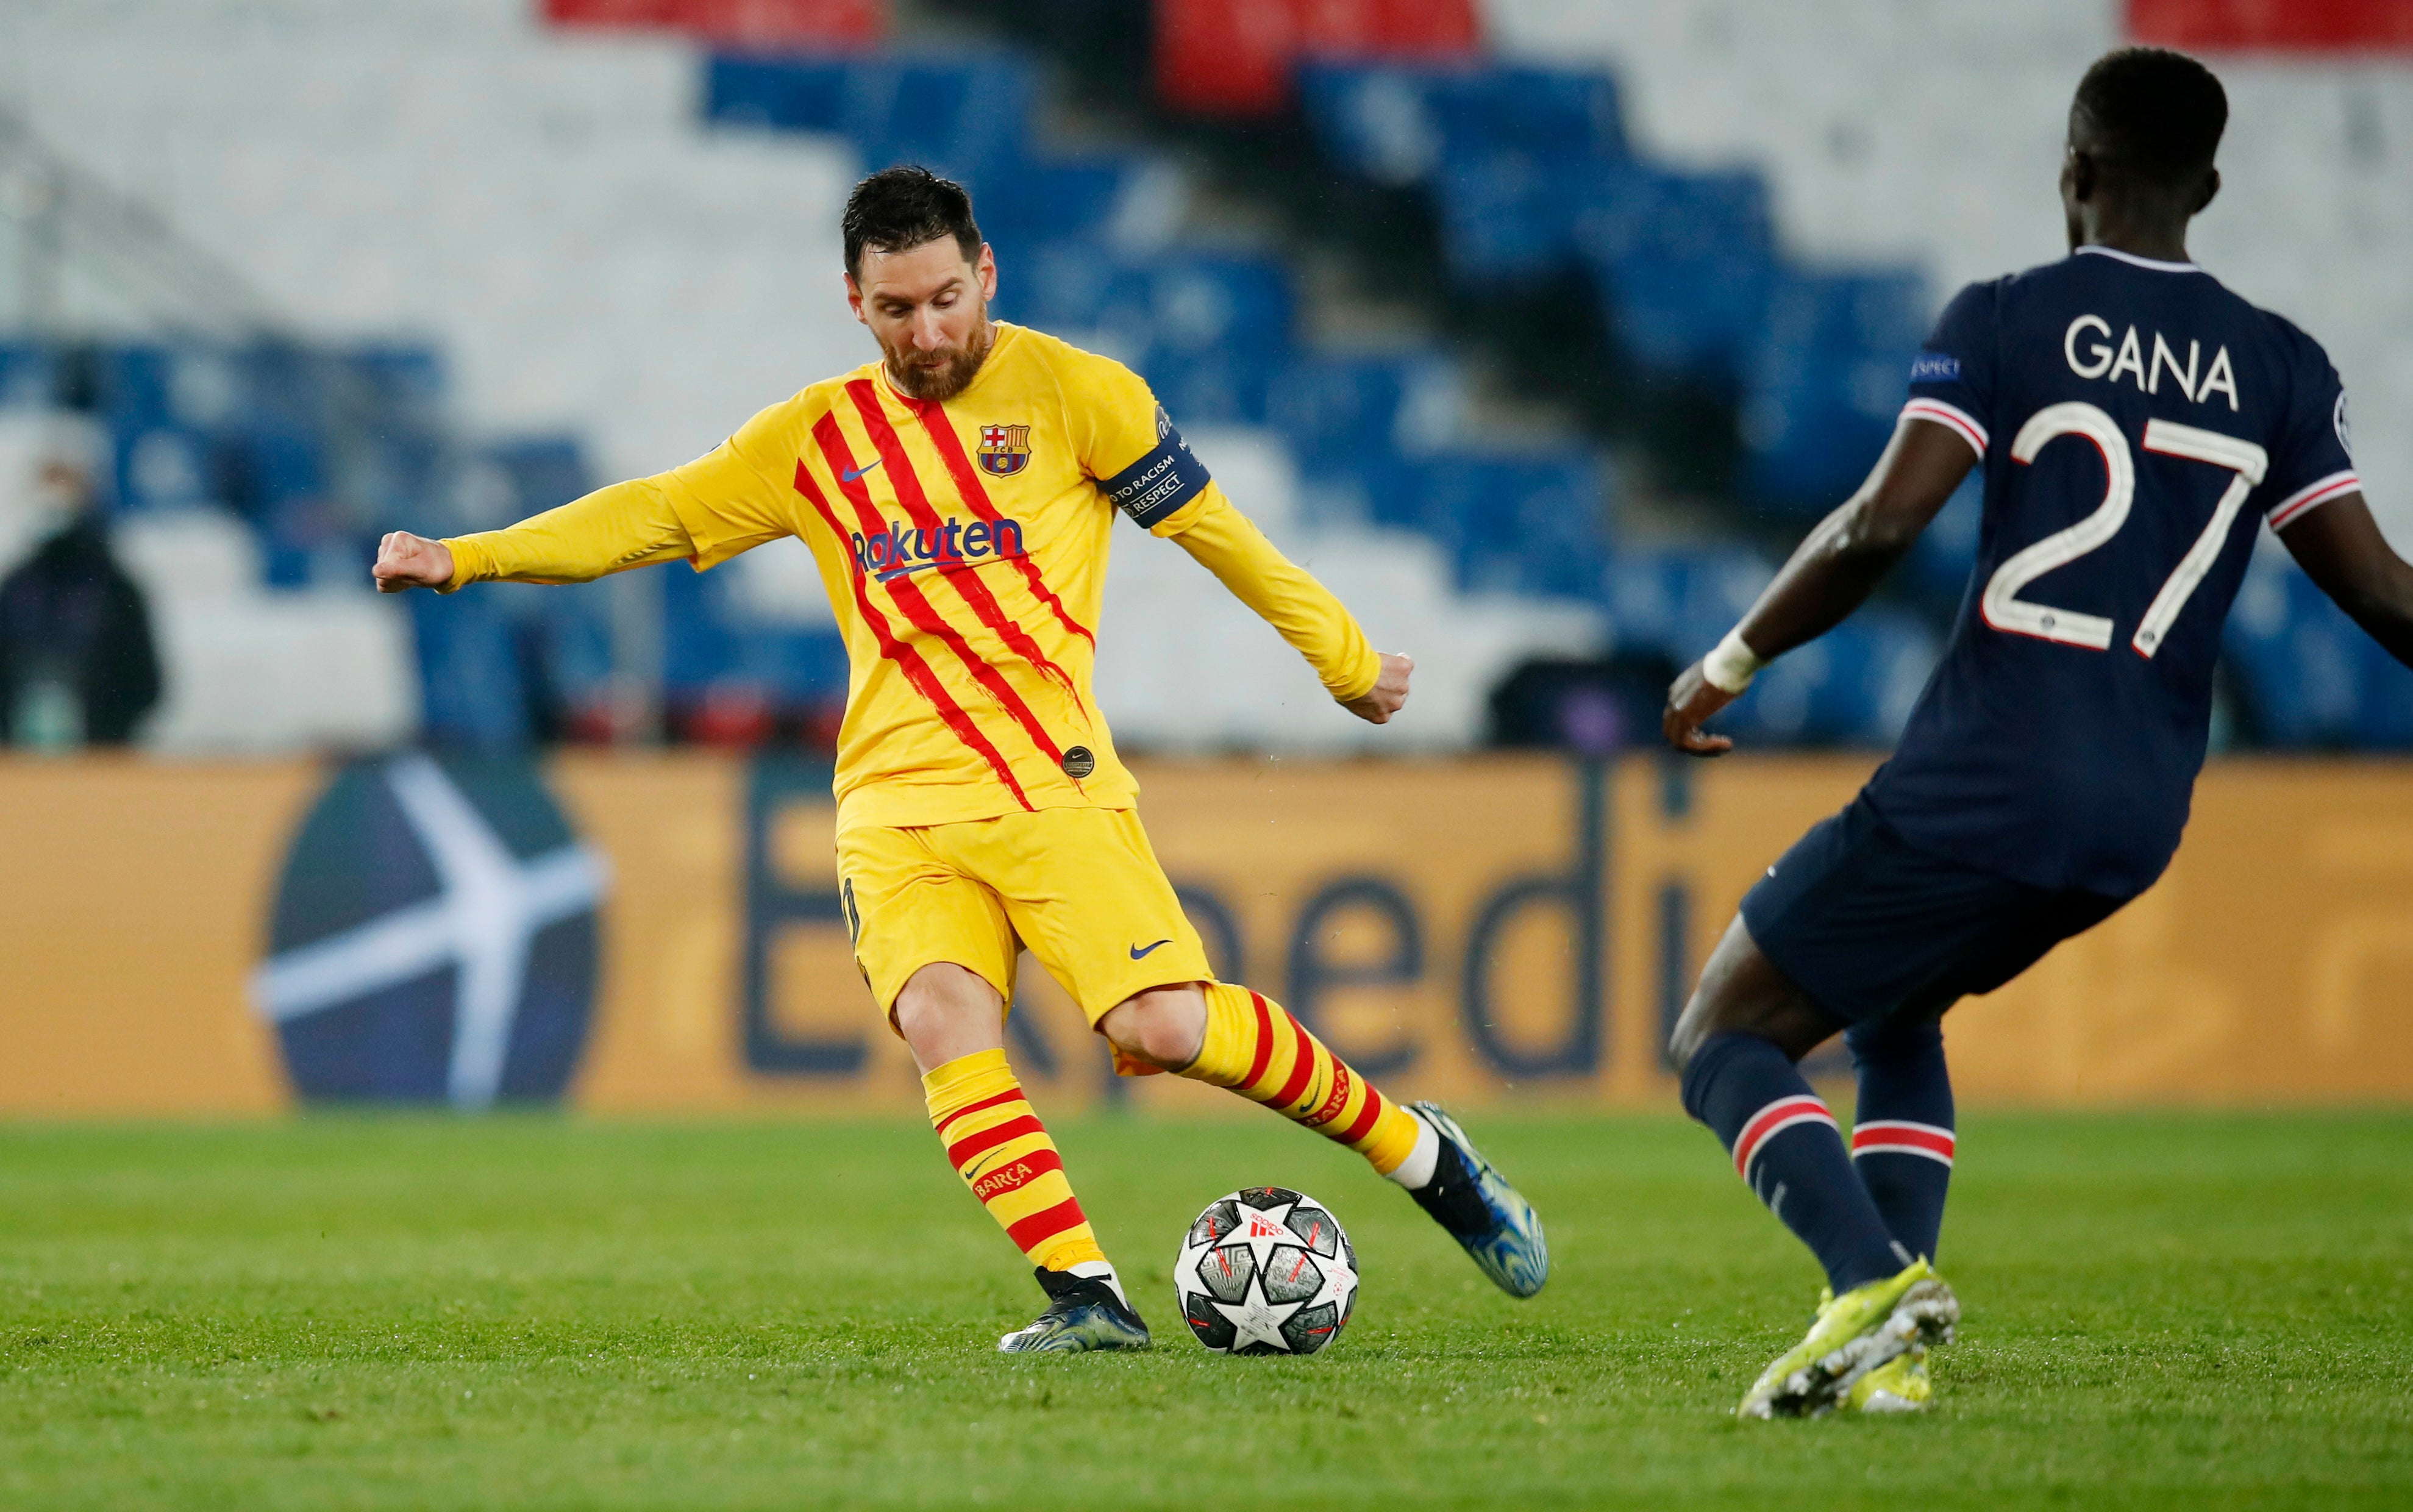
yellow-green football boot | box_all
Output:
[1736,1258,1956,1420]
[1842,1348,1932,1413]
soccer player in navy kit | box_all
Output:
[1659,48,2413,1419]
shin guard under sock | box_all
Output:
[1681,1031,1907,1295]
[1845,1018,1955,1264]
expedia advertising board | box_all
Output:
[2,752,2410,1116]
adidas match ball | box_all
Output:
[1175,1186,1358,1355]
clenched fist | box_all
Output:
[373,532,455,593]
[1342,651,1414,725]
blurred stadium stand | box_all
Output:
[0,0,2406,754]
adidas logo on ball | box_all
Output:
[1176,1186,1358,1356]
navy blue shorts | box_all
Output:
[1739,795,2130,1029]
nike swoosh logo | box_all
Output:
[1129,939,1173,960]
[842,458,883,482]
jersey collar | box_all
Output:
[2076,244,2203,274]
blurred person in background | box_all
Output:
[0,432,162,750]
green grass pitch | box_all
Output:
[2,1110,2409,1510]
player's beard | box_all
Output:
[883,308,994,402]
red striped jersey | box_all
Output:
[652,323,1220,829]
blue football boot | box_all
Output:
[997,1267,1151,1353]
[1404,1102,1550,1298]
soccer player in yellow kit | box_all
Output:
[374,166,1547,1352]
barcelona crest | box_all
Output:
[978,424,1032,477]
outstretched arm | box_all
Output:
[1663,416,1976,755]
[374,479,694,593]
[2276,491,2413,668]
[1158,483,1411,725]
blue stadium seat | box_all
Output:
[226,423,328,515]
[1298,450,1423,531]
[1010,246,1293,366]
[411,592,538,750]
[704,52,1036,184]
[1303,62,1631,288]
[1761,267,1930,353]
[977,157,1144,260]
[661,557,847,719]
[1297,62,1459,187]
[1573,165,1777,383]
[704,54,852,133]
[0,343,59,408]
[485,436,593,517]
[1599,546,1775,661]
[1297,62,1626,190]
[1142,350,1273,427]
[1428,65,1626,162]
[1432,148,1572,284]
[2223,551,2371,746]
[1413,452,1611,598]
[233,343,333,433]
[95,346,183,432]
[1712,608,1939,746]
[1742,269,1929,516]
[1266,353,1455,468]
[344,343,449,431]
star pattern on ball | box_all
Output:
[1177,1186,1359,1355]
[1205,1197,1322,1351]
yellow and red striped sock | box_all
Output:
[1180,983,1425,1177]
[923,1049,1108,1274]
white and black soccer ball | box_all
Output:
[1175,1186,1358,1355]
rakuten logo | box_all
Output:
[850,517,1026,582]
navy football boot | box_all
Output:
[1404,1102,1550,1298]
[997,1267,1151,1353]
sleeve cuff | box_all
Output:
[1330,647,1383,704]
[436,537,483,593]
[2268,471,2360,530]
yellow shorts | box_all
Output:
[835,805,1214,1029]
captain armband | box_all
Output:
[1099,405,1212,529]
[1702,627,1766,694]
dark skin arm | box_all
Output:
[1663,416,1978,755]
[2278,493,2413,668]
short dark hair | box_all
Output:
[2074,47,2227,187]
[842,165,982,279]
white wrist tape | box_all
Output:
[1702,627,1766,694]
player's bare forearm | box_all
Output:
[2281,491,2413,668]
[1734,418,1976,660]
[1342,652,1413,724]
[1663,416,1972,757]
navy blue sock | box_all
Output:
[1845,1018,1955,1264]
[1681,1032,1907,1295]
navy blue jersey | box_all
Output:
[1866,246,2359,896]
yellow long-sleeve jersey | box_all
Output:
[442,323,1383,830]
